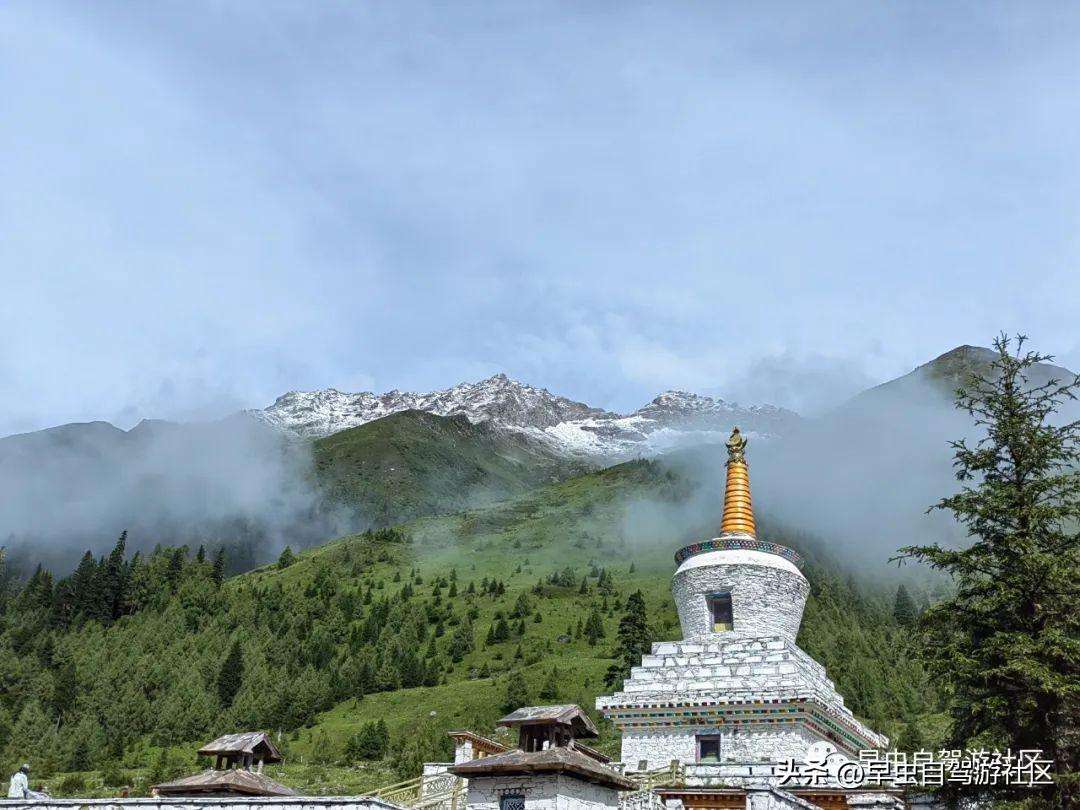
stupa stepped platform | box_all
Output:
[615,637,837,700]
[598,636,887,755]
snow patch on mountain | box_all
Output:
[248,375,800,461]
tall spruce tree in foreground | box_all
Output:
[898,335,1080,808]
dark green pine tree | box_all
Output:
[448,624,473,662]
[538,665,560,700]
[211,549,226,587]
[605,590,650,688]
[51,656,79,719]
[404,650,426,688]
[503,669,530,712]
[70,550,108,622]
[216,639,245,708]
[166,548,185,588]
[103,531,128,621]
[892,584,917,627]
[278,546,296,569]
[196,544,206,564]
[584,607,606,646]
[898,335,1080,808]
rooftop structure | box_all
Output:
[155,731,296,798]
[198,731,283,769]
[451,704,634,809]
[498,704,599,751]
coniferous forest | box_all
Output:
[0,463,934,798]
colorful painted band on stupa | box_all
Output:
[674,536,804,569]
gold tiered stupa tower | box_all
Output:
[719,426,756,536]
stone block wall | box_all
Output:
[620,730,697,770]
[465,774,621,810]
[620,725,817,771]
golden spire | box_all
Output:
[719,427,756,537]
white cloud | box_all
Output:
[2,1,1079,433]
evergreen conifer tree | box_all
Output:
[217,639,245,708]
[892,584,916,627]
[103,531,129,621]
[52,657,79,720]
[605,590,650,687]
[211,549,226,586]
[538,666,560,700]
[584,607,606,645]
[898,336,1080,807]
[166,548,185,587]
[503,670,529,712]
[448,624,473,662]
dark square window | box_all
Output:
[708,593,732,632]
[697,736,721,763]
[501,795,525,810]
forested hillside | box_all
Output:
[311,409,584,526]
[0,457,938,798]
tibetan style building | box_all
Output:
[596,428,898,809]
[153,731,297,798]
[451,705,634,810]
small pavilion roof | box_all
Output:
[154,768,296,797]
[497,705,598,738]
[448,729,509,756]
[197,731,282,763]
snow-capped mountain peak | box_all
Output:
[250,375,611,439]
[248,375,800,460]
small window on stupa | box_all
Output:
[708,593,732,632]
[697,736,721,763]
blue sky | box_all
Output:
[2,2,1078,436]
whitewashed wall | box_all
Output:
[465,774,620,810]
[671,553,809,643]
[620,726,817,772]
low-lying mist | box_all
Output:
[0,415,353,576]
[617,376,981,584]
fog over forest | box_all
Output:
[2,345,1075,581]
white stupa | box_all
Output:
[597,428,887,774]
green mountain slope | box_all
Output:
[0,457,935,798]
[840,344,1077,415]
[312,409,586,526]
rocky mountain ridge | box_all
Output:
[248,374,801,460]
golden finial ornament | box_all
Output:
[719,427,756,537]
